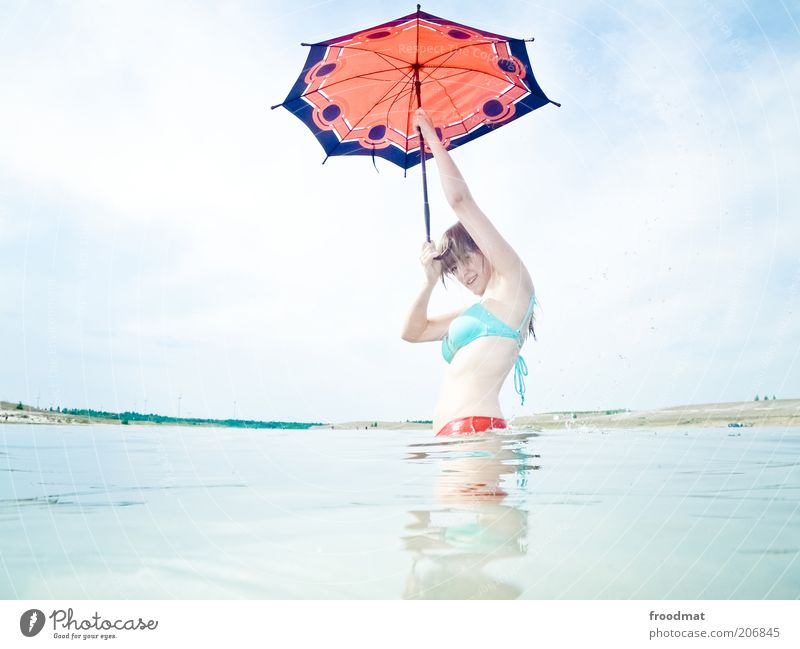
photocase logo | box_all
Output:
[17,606,159,639]
[20,609,46,637]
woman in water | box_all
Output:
[401,108,537,437]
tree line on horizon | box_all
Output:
[42,405,323,429]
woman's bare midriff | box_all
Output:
[432,335,520,434]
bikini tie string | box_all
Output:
[513,355,528,406]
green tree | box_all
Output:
[15,401,23,410]
[754,395,759,401]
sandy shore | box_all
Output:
[513,398,800,429]
[0,402,99,425]
[2,399,798,429]
[318,399,800,430]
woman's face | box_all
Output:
[452,251,491,295]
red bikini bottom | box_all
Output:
[436,416,508,437]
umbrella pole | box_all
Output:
[414,77,431,243]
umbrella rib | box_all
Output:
[427,75,469,128]
[422,63,527,93]
[404,69,417,165]
[371,49,412,74]
[360,66,415,116]
[323,67,416,158]
[371,83,416,120]
[382,72,417,129]
[327,43,411,69]
[289,66,411,102]
[419,39,504,67]
[417,39,526,91]
[422,69,473,82]
[308,48,419,108]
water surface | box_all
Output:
[1,424,798,598]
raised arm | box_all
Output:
[413,108,527,281]
[401,241,461,343]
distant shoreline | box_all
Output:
[315,399,799,430]
[512,398,800,430]
[0,401,322,429]
[4,398,795,429]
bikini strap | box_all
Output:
[512,293,535,405]
[515,293,537,333]
[513,355,528,405]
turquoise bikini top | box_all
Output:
[442,293,537,405]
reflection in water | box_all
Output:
[402,430,541,599]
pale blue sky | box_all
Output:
[1,0,798,422]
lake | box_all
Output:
[1,424,798,598]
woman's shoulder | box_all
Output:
[491,253,532,284]
[487,271,534,304]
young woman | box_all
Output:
[401,108,537,437]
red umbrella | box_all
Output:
[273,5,558,239]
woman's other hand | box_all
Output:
[420,241,442,286]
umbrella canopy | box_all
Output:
[274,6,558,169]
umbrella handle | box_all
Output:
[418,127,432,243]
[414,72,431,243]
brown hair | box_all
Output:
[433,222,479,286]
[434,222,537,340]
